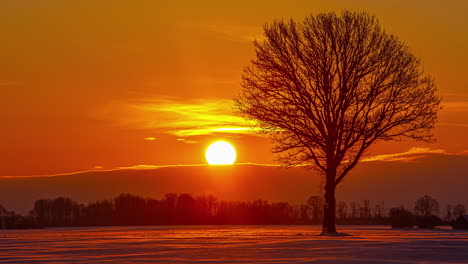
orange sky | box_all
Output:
[1,0,467,176]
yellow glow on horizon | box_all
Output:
[205,141,237,165]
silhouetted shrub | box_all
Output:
[414,215,442,229]
[389,207,414,228]
[451,215,468,229]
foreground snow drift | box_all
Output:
[1,225,467,263]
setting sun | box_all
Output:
[205,141,237,165]
[1,1,468,263]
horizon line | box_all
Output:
[1,149,466,179]
[0,162,283,179]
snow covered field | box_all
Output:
[1,225,467,263]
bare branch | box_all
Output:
[234,10,440,188]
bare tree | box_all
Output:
[350,202,357,219]
[374,201,385,218]
[414,195,440,216]
[307,195,324,221]
[337,201,348,219]
[453,204,466,219]
[361,200,371,218]
[235,10,440,233]
[0,204,6,229]
[444,204,453,222]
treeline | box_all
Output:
[389,195,467,228]
[0,193,466,229]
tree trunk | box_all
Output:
[322,174,337,233]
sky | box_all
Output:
[0,0,467,177]
[2,153,468,214]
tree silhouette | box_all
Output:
[414,195,440,216]
[360,200,371,218]
[234,10,440,233]
[389,206,414,228]
[306,195,324,222]
[85,199,113,226]
[33,199,51,226]
[176,193,196,224]
[444,204,453,222]
[453,204,466,219]
[350,202,358,219]
[0,204,6,229]
[3,193,466,228]
[337,201,348,219]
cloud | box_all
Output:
[92,96,259,137]
[362,147,446,162]
[0,163,284,178]
[4,149,466,178]
[144,137,157,141]
[177,138,198,144]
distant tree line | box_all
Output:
[0,194,465,229]
[390,195,466,228]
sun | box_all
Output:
[205,141,237,165]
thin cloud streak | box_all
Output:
[0,163,281,179]
[3,150,467,178]
[362,147,446,162]
[171,127,261,137]
[93,96,259,137]
[176,138,198,144]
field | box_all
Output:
[1,225,468,263]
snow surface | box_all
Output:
[1,225,467,263]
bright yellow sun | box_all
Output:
[205,141,237,165]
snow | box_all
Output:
[1,225,467,263]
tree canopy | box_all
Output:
[235,10,440,233]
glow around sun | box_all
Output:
[205,141,237,165]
